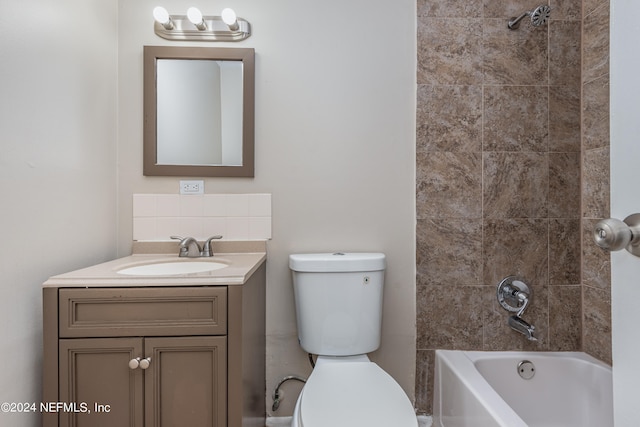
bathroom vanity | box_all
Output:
[42,242,266,427]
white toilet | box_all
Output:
[289,252,417,427]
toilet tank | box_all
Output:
[289,253,386,356]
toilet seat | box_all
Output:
[297,361,417,427]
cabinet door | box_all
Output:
[144,336,227,427]
[59,338,144,427]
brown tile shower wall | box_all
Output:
[581,0,611,364]
[414,0,612,414]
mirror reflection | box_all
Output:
[156,59,243,166]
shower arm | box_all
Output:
[508,11,530,30]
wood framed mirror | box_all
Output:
[144,46,255,177]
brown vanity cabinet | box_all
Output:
[57,336,227,427]
[42,263,266,427]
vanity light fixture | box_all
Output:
[152,6,251,41]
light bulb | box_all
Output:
[221,8,236,25]
[187,7,202,23]
[187,7,207,30]
[221,8,239,31]
[153,6,174,30]
[153,6,169,24]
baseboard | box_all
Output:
[266,415,432,426]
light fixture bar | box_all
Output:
[153,14,251,42]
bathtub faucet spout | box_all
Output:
[497,277,538,341]
[508,315,537,341]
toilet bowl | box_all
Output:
[289,253,418,427]
[291,356,417,427]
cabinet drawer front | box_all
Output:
[59,287,227,337]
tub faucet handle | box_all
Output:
[512,288,530,317]
[497,276,532,316]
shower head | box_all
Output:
[530,5,551,26]
[508,5,551,30]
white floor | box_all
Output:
[265,417,291,426]
[265,415,433,426]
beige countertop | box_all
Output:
[43,241,266,288]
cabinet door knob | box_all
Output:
[139,357,152,370]
[128,357,141,370]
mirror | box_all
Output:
[144,46,255,177]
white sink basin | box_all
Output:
[117,261,227,276]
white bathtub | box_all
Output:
[433,350,613,427]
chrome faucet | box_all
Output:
[171,235,222,257]
[497,276,538,341]
[508,315,537,341]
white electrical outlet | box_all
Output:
[180,180,204,195]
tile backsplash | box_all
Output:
[133,194,272,241]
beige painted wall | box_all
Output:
[116,0,417,415]
[0,0,118,424]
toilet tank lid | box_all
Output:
[289,253,386,272]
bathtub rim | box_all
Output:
[460,349,612,368]
[434,349,527,427]
[433,350,612,427]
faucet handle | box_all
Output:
[170,236,201,257]
[515,291,530,317]
[170,236,186,256]
[202,235,223,257]
[497,276,532,315]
